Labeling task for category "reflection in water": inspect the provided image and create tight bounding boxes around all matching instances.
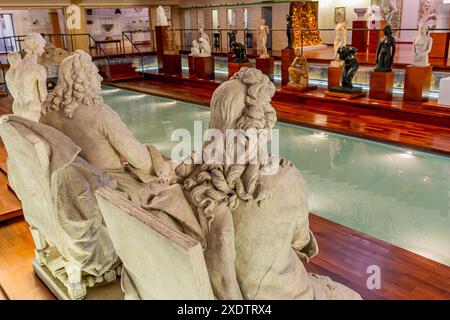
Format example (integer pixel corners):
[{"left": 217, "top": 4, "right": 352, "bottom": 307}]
[{"left": 101, "top": 86, "right": 450, "bottom": 266}]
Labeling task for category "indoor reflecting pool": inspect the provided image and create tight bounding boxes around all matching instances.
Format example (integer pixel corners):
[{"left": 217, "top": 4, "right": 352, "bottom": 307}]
[{"left": 101, "top": 86, "right": 450, "bottom": 266}]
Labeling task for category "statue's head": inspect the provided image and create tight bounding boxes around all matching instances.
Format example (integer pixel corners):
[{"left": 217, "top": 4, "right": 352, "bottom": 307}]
[
  {"left": 23, "top": 32, "right": 46, "bottom": 57},
  {"left": 419, "top": 23, "right": 429, "bottom": 36},
  {"left": 7, "top": 52, "right": 21, "bottom": 67},
  {"left": 192, "top": 39, "right": 199, "bottom": 47},
  {"left": 42, "top": 50, "right": 103, "bottom": 118},
  {"left": 294, "top": 47, "right": 302, "bottom": 57},
  {"left": 261, "top": 18, "right": 266, "bottom": 25}
]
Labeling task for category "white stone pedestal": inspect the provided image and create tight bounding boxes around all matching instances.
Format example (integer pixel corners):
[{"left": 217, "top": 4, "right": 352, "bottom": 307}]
[{"left": 438, "top": 77, "right": 450, "bottom": 106}]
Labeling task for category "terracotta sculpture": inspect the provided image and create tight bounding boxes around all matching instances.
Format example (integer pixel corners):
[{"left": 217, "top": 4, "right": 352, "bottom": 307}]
[
  {"left": 190, "top": 40, "right": 200, "bottom": 56},
  {"left": 231, "top": 42, "right": 248, "bottom": 63},
  {"left": 5, "top": 32, "right": 47, "bottom": 122},
  {"left": 413, "top": 23, "right": 433, "bottom": 67},
  {"left": 333, "top": 13, "right": 347, "bottom": 63},
  {"left": 288, "top": 47, "right": 309, "bottom": 87},
  {"left": 259, "top": 19, "right": 270, "bottom": 58},
  {"left": 286, "top": 15, "right": 294, "bottom": 49},
  {"left": 156, "top": 5, "right": 169, "bottom": 26},
  {"left": 41, "top": 50, "right": 171, "bottom": 207},
  {"left": 165, "top": 26, "right": 177, "bottom": 54},
  {"left": 375, "top": 25, "right": 396, "bottom": 72}
]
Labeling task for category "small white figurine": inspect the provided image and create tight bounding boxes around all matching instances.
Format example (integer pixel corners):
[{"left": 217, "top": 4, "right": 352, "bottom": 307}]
[
  {"left": 413, "top": 23, "right": 433, "bottom": 67},
  {"left": 198, "top": 37, "right": 211, "bottom": 57},
  {"left": 156, "top": 5, "right": 169, "bottom": 27},
  {"left": 332, "top": 13, "right": 347, "bottom": 63},
  {"left": 190, "top": 40, "right": 200, "bottom": 56},
  {"left": 5, "top": 32, "right": 47, "bottom": 122},
  {"left": 199, "top": 26, "right": 210, "bottom": 46},
  {"left": 259, "top": 19, "right": 270, "bottom": 58}
]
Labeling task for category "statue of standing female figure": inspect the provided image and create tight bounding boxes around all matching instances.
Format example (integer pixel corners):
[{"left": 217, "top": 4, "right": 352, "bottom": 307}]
[
  {"left": 259, "top": 19, "right": 270, "bottom": 58},
  {"left": 375, "top": 25, "right": 396, "bottom": 72},
  {"left": 5, "top": 32, "right": 47, "bottom": 122},
  {"left": 333, "top": 13, "right": 347, "bottom": 63},
  {"left": 413, "top": 23, "right": 433, "bottom": 67},
  {"left": 286, "top": 15, "right": 294, "bottom": 49}
]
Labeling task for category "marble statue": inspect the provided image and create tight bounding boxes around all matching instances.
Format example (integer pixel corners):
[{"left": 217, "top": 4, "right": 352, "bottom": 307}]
[
  {"left": 418, "top": 0, "right": 437, "bottom": 30},
  {"left": 259, "top": 19, "right": 270, "bottom": 58},
  {"left": 165, "top": 26, "right": 177, "bottom": 54},
  {"left": 381, "top": 0, "right": 398, "bottom": 26},
  {"left": 5, "top": 32, "right": 47, "bottom": 122},
  {"left": 199, "top": 37, "right": 211, "bottom": 57},
  {"left": 413, "top": 23, "right": 433, "bottom": 67},
  {"left": 288, "top": 47, "right": 309, "bottom": 87},
  {"left": 227, "top": 26, "right": 237, "bottom": 52},
  {"left": 330, "top": 47, "right": 362, "bottom": 94},
  {"left": 333, "top": 13, "right": 347, "bottom": 63},
  {"left": 0, "top": 115, "right": 121, "bottom": 299},
  {"left": 156, "top": 5, "right": 169, "bottom": 27},
  {"left": 190, "top": 40, "right": 200, "bottom": 56},
  {"left": 199, "top": 26, "right": 210, "bottom": 46},
  {"left": 231, "top": 42, "right": 248, "bottom": 63},
  {"left": 41, "top": 50, "right": 171, "bottom": 208},
  {"left": 96, "top": 67, "right": 361, "bottom": 300},
  {"left": 375, "top": 25, "right": 396, "bottom": 72},
  {"left": 286, "top": 14, "right": 294, "bottom": 49}
]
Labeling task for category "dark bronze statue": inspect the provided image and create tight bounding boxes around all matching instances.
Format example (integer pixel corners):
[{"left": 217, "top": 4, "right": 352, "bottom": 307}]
[
  {"left": 231, "top": 42, "right": 248, "bottom": 63},
  {"left": 286, "top": 15, "right": 294, "bottom": 49},
  {"left": 330, "top": 46, "right": 362, "bottom": 94},
  {"left": 227, "top": 28, "right": 237, "bottom": 53},
  {"left": 375, "top": 25, "right": 396, "bottom": 72}
]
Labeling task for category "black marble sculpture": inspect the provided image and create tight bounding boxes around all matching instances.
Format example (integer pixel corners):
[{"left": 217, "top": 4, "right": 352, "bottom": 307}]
[
  {"left": 286, "top": 15, "right": 294, "bottom": 49},
  {"left": 375, "top": 25, "right": 396, "bottom": 72},
  {"left": 231, "top": 42, "right": 249, "bottom": 63},
  {"left": 330, "top": 47, "right": 362, "bottom": 94},
  {"left": 228, "top": 29, "right": 237, "bottom": 52}
]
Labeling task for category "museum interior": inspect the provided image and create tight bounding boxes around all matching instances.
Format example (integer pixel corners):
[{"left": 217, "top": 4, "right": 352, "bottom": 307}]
[{"left": 0, "top": 0, "right": 449, "bottom": 301}]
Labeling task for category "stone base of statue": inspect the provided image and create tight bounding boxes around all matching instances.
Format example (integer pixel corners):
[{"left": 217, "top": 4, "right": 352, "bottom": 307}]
[
  {"left": 282, "top": 83, "right": 317, "bottom": 93},
  {"left": 256, "top": 56, "right": 274, "bottom": 81},
  {"left": 188, "top": 55, "right": 196, "bottom": 75},
  {"left": 328, "top": 66, "right": 342, "bottom": 89},
  {"left": 155, "top": 25, "right": 169, "bottom": 70},
  {"left": 404, "top": 65, "right": 432, "bottom": 102},
  {"left": 325, "top": 87, "right": 365, "bottom": 99},
  {"left": 195, "top": 56, "right": 215, "bottom": 80},
  {"left": 369, "top": 71, "right": 393, "bottom": 100},
  {"left": 228, "top": 61, "right": 253, "bottom": 78},
  {"left": 162, "top": 53, "right": 182, "bottom": 75},
  {"left": 281, "top": 48, "right": 296, "bottom": 86},
  {"left": 32, "top": 258, "right": 124, "bottom": 300}
]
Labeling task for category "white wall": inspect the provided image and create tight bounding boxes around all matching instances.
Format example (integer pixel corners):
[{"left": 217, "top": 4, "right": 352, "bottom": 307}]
[{"left": 0, "top": 9, "right": 53, "bottom": 36}]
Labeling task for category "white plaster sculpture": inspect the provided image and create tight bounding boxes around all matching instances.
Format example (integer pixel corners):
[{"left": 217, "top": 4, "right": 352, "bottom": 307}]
[
  {"left": 103, "top": 67, "right": 361, "bottom": 300},
  {"left": 418, "top": 0, "right": 437, "bottom": 29},
  {"left": 156, "top": 5, "right": 169, "bottom": 27},
  {"left": 198, "top": 37, "right": 211, "bottom": 57},
  {"left": 190, "top": 40, "right": 200, "bottom": 56},
  {"left": 367, "top": 5, "right": 383, "bottom": 28},
  {"left": 5, "top": 32, "right": 47, "bottom": 122},
  {"left": 381, "top": 0, "right": 398, "bottom": 26},
  {"left": 199, "top": 26, "right": 210, "bottom": 46},
  {"left": 41, "top": 50, "right": 172, "bottom": 207},
  {"left": 259, "top": 19, "right": 270, "bottom": 58},
  {"left": 332, "top": 14, "right": 347, "bottom": 66},
  {"left": 413, "top": 23, "right": 433, "bottom": 67},
  {"left": 0, "top": 114, "right": 121, "bottom": 300}
]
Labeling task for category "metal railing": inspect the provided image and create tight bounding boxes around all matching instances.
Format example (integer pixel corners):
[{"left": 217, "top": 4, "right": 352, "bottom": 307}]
[{"left": 121, "top": 32, "right": 145, "bottom": 76}]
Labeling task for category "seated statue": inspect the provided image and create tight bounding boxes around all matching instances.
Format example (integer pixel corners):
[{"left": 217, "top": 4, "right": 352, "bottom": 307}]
[
  {"left": 375, "top": 25, "right": 396, "bottom": 72},
  {"left": 5, "top": 32, "right": 47, "bottom": 122},
  {"left": 231, "top": 42, "right": 248, "bottom": 63},
  {"left": 198, "top": 37, "right": 211, "bottom": 57},
  {"left": 190, "top": 40, "right": 200, "bottom": 56},
  {"left": 288, "top": 47, "right": 309, "bottom": 87},
  {"left": 41, "top": 50, "right": 171, "bottom": 207},
  {"left": 113, "top": 68, "right": 361, "bottom": 300},
  {"left": 413, "top": 23, "right": 433, "bottom": 67}
]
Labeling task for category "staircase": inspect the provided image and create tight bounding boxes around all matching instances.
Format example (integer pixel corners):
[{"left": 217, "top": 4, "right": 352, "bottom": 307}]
[{"left": 0, "top": 147, "right": 22, "bottom": 222}]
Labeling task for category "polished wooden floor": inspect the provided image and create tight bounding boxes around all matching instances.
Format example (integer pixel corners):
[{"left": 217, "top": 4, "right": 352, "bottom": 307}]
[{"left": 0, "top": 85, "right": 449, "bottom": 300}]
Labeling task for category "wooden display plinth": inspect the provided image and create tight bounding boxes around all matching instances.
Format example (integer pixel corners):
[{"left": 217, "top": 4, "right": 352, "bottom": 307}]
[
  {"left": 188, "top": 55, "right": 196, "bottom": 74},
  {"left": 228, "top": 61, "right": 253, "bottom": 78},
  {"left": 352, "top": 20, "right": 368, "bottom": 52},
  {"left": 256, "top": 57, "right": 274, "bottom": 81},
  {"left": 155, "top": 26, "right": 169, "bottom": 71},
  {"left": 281, "top": 48, "right": 295, "bottom": 86},
  {"left": 404, "top": 65, "right": 432, "bottom": 102},
  {"left": 429, "top": 32, "right": 450, "bottom": 59},
  {"left": 162, "top": 54, "right": 181, "bottom": 75},
  {"left": 282, "top": 84, "right": 317, "bottom": 93},
  {"left": 194, "top": 56, "right": 215, "bottom": 80},
  {"left": 328, "top": 66, "right": 342, "bottom": 89},
  {"left": 324, "top": 90, "right": 366, "bottom": 99},
  {"left": 369, "top": 71, "right": 394, "bottom": 100}
]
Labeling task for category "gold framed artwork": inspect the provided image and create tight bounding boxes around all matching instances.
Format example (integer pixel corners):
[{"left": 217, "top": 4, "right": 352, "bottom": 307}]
[{"left": 334, "top": 7, "right": 346, "bottom": 24}]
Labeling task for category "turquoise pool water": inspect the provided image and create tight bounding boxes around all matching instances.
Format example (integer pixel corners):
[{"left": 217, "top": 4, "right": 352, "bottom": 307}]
[{"left": 100, "top": 86, "right": 450, "bottom": 266}]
